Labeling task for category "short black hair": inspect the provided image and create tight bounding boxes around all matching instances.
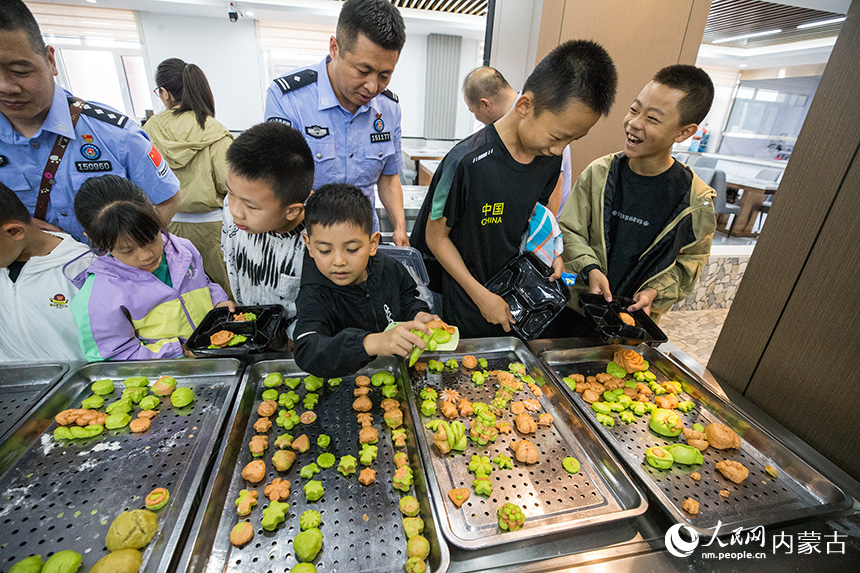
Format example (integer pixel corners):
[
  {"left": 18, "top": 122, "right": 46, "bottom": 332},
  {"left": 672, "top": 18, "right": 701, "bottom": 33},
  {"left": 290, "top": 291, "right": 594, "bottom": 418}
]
[
  {"left": 228, "top": 122, "right": 314, "bottom": 206},
  {"left": 0, "top": 0, "right": 47, "bottom": 56},
  {"left": 652, "top": 65, "right": 715, "bottom": 126},
  {"left": 523, "top": 39, "right": 617, "bottom": 117},
  {"left": 337, "top": 0, "right": 406, "bottom": 53},
  {"left": 0, "top": 182, "right": 31, "bottom": 225},
  {"left": 463, "top": 66, "right": 512, "bottom": 106},
  {"left": 305, "top": 183, "right": 373, "bottom": 235},
  {"left": 74, "top": 175, "right": 163, "bottom": 254}
]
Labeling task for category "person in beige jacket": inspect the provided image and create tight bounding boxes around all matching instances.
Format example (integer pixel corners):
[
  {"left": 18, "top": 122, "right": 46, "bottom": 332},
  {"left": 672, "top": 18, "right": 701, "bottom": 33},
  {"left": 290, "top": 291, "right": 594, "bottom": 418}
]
[{"left": 144, "top": 58, "right": 233, "bottom": 296}]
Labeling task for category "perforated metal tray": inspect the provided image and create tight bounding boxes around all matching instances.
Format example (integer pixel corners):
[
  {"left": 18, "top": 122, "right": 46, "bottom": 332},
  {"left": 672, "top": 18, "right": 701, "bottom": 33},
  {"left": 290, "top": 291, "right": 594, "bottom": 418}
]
[
  {"left": 0, "top": 362, "right": 68, "bottom": 443},
  {"left": 405, "top": 337, "right": 647, "bottom": 550},
  {"left": 0, "top": 359, "right": 243, "bottom": 572},
  {"left": 534, "top": 343, "right": 853, "bottom": 536},
  {"left": 181, "top": 357, "right": 450, "bottom": 573}
]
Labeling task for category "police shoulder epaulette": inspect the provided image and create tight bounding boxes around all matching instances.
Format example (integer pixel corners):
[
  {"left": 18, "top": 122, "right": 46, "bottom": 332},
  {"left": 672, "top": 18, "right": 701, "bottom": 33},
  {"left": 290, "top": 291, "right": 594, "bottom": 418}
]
[
  {"left": 274, "top": 69, "right": 318, "bottom": 94},
  {"left": 69, "top": 97, "right": 129, "bottom": 128},
  {"left": 381, "top": 89, "right": 399, "bottom": 103}
]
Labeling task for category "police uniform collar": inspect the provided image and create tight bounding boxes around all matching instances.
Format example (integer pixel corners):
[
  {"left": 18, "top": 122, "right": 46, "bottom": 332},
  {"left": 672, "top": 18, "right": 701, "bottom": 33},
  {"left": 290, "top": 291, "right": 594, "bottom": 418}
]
[
  {"left": 318, "top": 56, "right": 372, "bottom": 115},
  {"left": 42, "top": 85, "right": 77, "bottom": 140}
]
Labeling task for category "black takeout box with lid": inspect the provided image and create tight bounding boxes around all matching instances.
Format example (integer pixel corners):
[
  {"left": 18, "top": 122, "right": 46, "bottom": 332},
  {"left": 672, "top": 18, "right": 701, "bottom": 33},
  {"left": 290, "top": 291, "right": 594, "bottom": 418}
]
[
  {"left": 186, "top": 304, "right": 287, "bottom": 356},
  {"left": 579, "top": 293, "right": 668, "bottom": 346},
  {"left": 484, "top": 252, "right": 570, "bottom": 340}
]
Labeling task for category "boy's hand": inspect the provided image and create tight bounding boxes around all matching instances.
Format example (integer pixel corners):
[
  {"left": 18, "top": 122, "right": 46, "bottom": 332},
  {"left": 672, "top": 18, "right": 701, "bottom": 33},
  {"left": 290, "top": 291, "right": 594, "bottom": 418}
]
[
  {"left": 548, "top": 256, "right": 564, "bottom": 282},
  {"left": 413, "top": 311, "right": 440, "bottom": 325},
  {"left": 364, "top": 320, "right": 428, "bottom": 358},
  {"left": 476, "top": 289, "right": 514, "bottom": 332},
  {"left": 628, "top": 288, "right": 657, "bottom": 315},
  {"left": 215, "top": 300, "right": 237, "bottom": 312},
  {"left": 588, "top": 269, "right": 612, "bottom": 302}
]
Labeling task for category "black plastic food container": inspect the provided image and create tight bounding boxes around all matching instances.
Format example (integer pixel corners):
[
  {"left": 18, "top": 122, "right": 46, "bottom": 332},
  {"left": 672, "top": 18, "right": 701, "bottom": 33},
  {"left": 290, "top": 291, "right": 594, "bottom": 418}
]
[
  {"left": 484, "top": 252, "right": 570, "bottom": 340},
  {"left": 186, "top": 305, "right": 287, "bottom": 356},
  {"left": 579, "top": 293, "right": 668, "bottom": 346}
]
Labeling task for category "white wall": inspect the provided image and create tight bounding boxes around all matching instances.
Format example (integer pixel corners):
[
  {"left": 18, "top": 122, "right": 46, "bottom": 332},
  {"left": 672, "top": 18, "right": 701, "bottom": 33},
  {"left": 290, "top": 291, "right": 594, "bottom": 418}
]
[
  {"left": 388, "top": 32, "right": 427, "bottom": 138},
  {"left": 137, "top": 12, "right": 264, "bottom": 130},
  {"left": 455, "top": 38, "right": 481, "bottom": 139},
  {"left": 489, "top": 0, "right": 543, "bottom": 91}
]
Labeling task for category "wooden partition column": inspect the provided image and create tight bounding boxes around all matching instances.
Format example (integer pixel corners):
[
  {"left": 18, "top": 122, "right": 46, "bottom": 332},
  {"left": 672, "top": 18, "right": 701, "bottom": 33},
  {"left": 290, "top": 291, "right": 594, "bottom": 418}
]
[{"left": 708, "top": 1, "right": 860, "bottom": 481}]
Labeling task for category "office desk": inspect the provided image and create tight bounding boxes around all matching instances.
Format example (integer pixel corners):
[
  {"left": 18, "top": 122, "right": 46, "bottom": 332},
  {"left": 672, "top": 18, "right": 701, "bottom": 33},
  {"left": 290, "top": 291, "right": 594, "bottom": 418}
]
[
  {"left": 403, "top": 146, "right": 449, "bottom": 185},
  {"left": 720, "top": 176, "right": 779, "bottom": 237},
  {"left": 418, "top": 159, "right": 441, "bottom": 186}
]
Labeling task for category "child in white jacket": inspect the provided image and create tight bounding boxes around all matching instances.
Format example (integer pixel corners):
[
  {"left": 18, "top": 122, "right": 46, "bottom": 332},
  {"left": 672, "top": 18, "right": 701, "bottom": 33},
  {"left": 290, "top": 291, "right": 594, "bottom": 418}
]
[{"left": 0, "top": 184, "right": 94, "bottom": 362}]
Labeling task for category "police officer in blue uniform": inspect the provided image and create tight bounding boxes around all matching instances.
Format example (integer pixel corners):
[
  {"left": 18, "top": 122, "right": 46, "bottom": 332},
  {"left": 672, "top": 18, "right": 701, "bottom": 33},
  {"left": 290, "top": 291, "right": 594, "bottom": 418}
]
[
  {"left": 0, "top": 0, "right": 180, "bottom": 243},
  {"left": 264, "top": 0, "right": 409, "bottom": 246}
]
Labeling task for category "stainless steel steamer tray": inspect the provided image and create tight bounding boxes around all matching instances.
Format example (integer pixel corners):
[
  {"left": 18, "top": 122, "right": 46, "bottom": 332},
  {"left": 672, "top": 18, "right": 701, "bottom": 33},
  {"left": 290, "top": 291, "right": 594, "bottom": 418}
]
[
  {"left": 404, "top": 337, "right": 647, "bottom": 550},
  {"left": 0, "top": 358, "right": 242, "bottom": 572},
  {"left": 0, "top": 363, "right": 69, "bottom": 443},
  {"left": 183, "top": 358, "right": 450, "bottom": 573},
  {"left": 535, "top": 344, "right": 852, "bottom": 536}
]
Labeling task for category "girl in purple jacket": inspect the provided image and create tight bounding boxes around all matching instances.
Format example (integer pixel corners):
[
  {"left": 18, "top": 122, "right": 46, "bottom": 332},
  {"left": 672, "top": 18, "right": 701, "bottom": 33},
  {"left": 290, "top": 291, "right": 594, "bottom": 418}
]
[{"left": 71, "top": 175, "right": 234, "bottom": 361}]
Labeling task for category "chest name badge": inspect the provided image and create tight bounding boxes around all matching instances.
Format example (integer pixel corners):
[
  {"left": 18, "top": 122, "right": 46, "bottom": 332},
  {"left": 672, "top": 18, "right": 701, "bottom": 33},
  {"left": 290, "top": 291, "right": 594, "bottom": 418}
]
[
  {"left": 0, "top": 155, "right": 7, "bottom": 167},
  {"left": 75, "top": 161, "right": 113, "bottom": 173},
  {"left": 305, "top": 125, "right": 330, "bottom": 139},
  {"left": 50, "top": 293, "right": 69, "bottom": 308},
  {"left": 370, "top": 132, "right": 391, "bottom": 143},
  {"left": 80, "top": 143, "right": 101, "bottom": 160}
]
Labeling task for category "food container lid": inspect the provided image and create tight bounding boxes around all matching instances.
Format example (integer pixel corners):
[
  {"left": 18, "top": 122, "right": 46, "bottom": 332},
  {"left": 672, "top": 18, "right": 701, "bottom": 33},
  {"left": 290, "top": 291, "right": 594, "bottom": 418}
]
[
  {"left": 578, "top": 293, "right": 668, "bottom": 346},
  {"left": 377, "top": 244, "right": 431, "bottom": 286},
  {"left": 186, "top": 305, "right": 286, "bottom": 356}
]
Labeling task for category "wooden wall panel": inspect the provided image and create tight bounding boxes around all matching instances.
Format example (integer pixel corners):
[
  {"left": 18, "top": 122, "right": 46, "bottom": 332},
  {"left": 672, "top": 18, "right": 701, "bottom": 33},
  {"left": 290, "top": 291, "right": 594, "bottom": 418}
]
[
  {"left": 708, "top": 0, "right": 860, "bottom": 393},
  {"left": 536, "top": 0, "right": 710, "bottom": 178}
]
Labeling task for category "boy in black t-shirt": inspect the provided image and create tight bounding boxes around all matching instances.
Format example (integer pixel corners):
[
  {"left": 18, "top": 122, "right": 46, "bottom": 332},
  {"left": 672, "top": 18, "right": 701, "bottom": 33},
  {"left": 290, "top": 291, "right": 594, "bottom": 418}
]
[
  {"left": 559, "top": 65, "right": 717, "bottom": 323},
  {"left": 412, "top": 40, "right": 618, "bottom": 338},
  {"left": 293, "top": 184, "right": 435, "bottom": 377}
]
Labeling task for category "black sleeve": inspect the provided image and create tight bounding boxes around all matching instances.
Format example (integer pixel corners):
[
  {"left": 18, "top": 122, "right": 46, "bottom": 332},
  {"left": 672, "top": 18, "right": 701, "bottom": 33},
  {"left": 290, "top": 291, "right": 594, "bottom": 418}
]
[
  {"left": 396, "top": 263, "right": 430, "bottom": 320},
  {"left": 292, "top": 286, "right": 374, "bottom": 378},
  {"left": 538, "top": 156, "right": 564, "bottom": 205}
]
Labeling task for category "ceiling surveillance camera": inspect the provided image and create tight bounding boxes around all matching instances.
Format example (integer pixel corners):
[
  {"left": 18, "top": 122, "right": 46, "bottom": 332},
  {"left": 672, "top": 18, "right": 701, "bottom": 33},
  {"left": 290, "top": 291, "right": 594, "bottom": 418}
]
[{"left": 227, "top": 2, "right": 239, "bottom": 23}]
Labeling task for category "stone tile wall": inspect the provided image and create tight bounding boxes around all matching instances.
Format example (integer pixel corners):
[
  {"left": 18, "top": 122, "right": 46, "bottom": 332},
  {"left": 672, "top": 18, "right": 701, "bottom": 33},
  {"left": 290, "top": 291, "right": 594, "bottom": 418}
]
[{"left": 671, "top": 256, "right": 749, "bottom": 311}]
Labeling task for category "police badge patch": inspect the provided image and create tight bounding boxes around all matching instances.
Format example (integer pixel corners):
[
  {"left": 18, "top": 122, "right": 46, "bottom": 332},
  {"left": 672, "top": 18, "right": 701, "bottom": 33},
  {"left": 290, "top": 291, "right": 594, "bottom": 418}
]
[{"left": 305, "top": 125, "right": 330, "bottom": 139}]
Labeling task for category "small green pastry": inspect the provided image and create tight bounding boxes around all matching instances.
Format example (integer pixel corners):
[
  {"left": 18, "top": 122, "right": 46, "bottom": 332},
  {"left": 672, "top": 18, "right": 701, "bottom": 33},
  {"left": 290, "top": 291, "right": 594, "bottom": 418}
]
[
  {"left": 649, "top": 408, "right": 683, "bottom": 437},
  {"left": 317, "top": 434, "right": 331, "bottom": 449},
  {"left": 619, "top": 410, "right": 636, "bottom": 424},
  {"left": 602, "top": 391, "right": 618, "bottom": 403},
  {"left": 299, "top": 509, "right": 322, "bottom": 530},
  {"left": 304, "top": 375, "right": 324, "bottom": 392},
  {"left": 337, "top": 455, "right": 357, "bottom": 476},
  {"left": 666, "top": 444, "right": 704, "bottom": 465},
  {"left": 359, "top": 444, "right": 378, "bottom": 466},
  {"left": 405, "top": 557, "right": 427, "bottom": 573},
  {"left": 420, "top": 400, "right": 436, "bottom": 417},
  {"left": 677, "top": 400, "right": 695, "bottom": 413},
  {"left": 468, "top": 454, "right": 493, "bottom": 476},
  {"left": 493, "top": 454, "right": 514, "bottom": 470},
  {"left": 591, "top": 402, "right": 612, "bottom": 415},
  {"left": 616, "top": 395, "right": 633, "bottom": 409},
  {"left": 81, "top": 395, "right": 104, "bottom": 409},
  {"left": 508, "top": 362, "right": 526, "bottom": 376},
  {"left": 472, "top": 371, "right": 486, "bottom": 386},
  {"left": 606, "top": 361, "right": 627, "bottom": 379},
  {"left": 562, "top": 456, "right": 580, "bottom": 474},
  {"left": 562, "top": 377, "right": 577, "bottom": 391},
  {"left": 477, "top": 358, "right": 488, "bottom": 369},
  {"left": 625, "top": 379, "right": 637, "bottom": 388},
  {"left": 303, "top": 480, "right": 325, "bottom": 501},
  {"left": 235, "top": 489, "right": 258, "bottom": 516},
  {"left": 152, "top": 375, "right": 177, "bottom": 396},
  {"left": 139, "top": 395, "right": 160, "bottom": 411},
  {"left": 497, "top": 502, "right": 526, "bottom": 532},
  {"left": 427, "top": 360, "right": 444, "bottom": 373},
  {"left": 290, "top": 564, "right": 317, "bottom": 573},
  {"left": 122, "top": 387, "right": 147, "bottom": 403},
  {"left": 645, "top": 446, "right": 674, "bottom": 469},
  {"left": 596, "top": 413, "right": 615, "bottom": 427},
  {"left": 402, "top": 516, "right": 425, "bottom": 539},
  {"left": 631, "top": 402, "right": 647, "bottom": 416},
  {"left": 280, "top": 390, "right": 300, "bottom": 409},
  {"left": 284, "top": 377, "right": 302, "bottom": 389},
  {"left": 692, "top": 423, "right": 705, "bottom": 432},
  {"left": 445, "top": 358, "right": 459, "bottom": 370},
  {"left": 649, "top": 381, "right": 666, "bottom": 395},
  {"left": 392, "top": 428, "right": 407, "bottom": 448},
  {"left": 91, "top": 378, "right": 115, "bottom": 395},
  {"left": 170, "top": 387, "right": 194, "bottom": 408},
  {"left": 70, "top": 424, "right": 103, "bottom": 438},
  {"left": 277, "top": 410, "right": 300, "bottom": 430},
  {"left": 643, "top": 371, "right": 656, "bottom": 382},
  {"left": 42, "top": 549, "right": 82, "bottom": 573},
  {"left": 123, "top": 376, "right": 149, "bottom": 388},
  {"left": 261, "top": 499, "right": 290, "bottom": 531},
  {"left": 89, "top": 549, "right": 142, "bottom": 573},
  {"left": 317, "top": 453, "right": 336, "bottom": 469},
  {"left": 641, "top": 402, "right": 657, "bottom": 414},
  {"left": 327, "top": 377, "right": 342, "bottom": 387},
  {"left": 8, "top": 555, "right": 45, "bottom": 573},
  {"left": 393, "top": 466, "right": 414, "bottom": 491},
  {"left": 419, "top": 387, "right": 437, "bottom": 401},
  {"left": 371, "top": 371, "right": 394, "bottom": 386},
  {"left": 633, "top": 371, "right": 646, "bottom": 382},
  {"left": 399, "top": 495, "right": 420, "bottom": 517},
  {"left": 406, "top": 534, "right": 430, "bottom": 559},
  {"left": 381, "top": 385, "right": 399, "bottom": 399},
  {"left": 105, "top": 412, "right": 131, "bottom": 430},
  {"left": 521, "top": 374, "right": 535, "bottom": 385},
  {"left": 264, "top": 372, "right": 284, "bottom": 388},
  {"left": 609, "top": 401, "right": 627, "bottom": 413},
  {"left": 300, "top": 463, "right": 321, "bottom": 479},
  {"left": 53, "top": 427, "right": 73, "bottom": 440},
  {"left": 261, "top": 389, "right": 278, "bottom": 401},
  {"left": 303, "top": 393, "right": 319, "bottom": 410},
  {"left": 472, "top": 474, "right": 492, "bottom": 497},
  {"left": 272, "top": 449, "right": 295, "bottom": 472},
  {"left": 274, "top": 433, "right": 293, "bottom": 449},
  {"left": 294, "top": 527, "right": 323, "bottom": 562}
]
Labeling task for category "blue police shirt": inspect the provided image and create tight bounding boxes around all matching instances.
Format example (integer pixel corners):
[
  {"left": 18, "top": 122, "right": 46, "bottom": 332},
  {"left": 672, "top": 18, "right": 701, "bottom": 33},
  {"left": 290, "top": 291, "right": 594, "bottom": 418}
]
[
  {"left": 0, "top": 84, "right": 180, "bottom": 242},
  {"left": 264, "top": 57, "right": 404, "bottom": 231}
]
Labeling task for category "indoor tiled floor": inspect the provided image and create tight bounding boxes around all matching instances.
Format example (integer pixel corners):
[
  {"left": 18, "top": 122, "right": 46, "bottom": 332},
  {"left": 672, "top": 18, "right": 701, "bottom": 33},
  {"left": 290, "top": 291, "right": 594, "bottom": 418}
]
[{"left": 660, "top": 308, "right": 730, "bottom": 366}]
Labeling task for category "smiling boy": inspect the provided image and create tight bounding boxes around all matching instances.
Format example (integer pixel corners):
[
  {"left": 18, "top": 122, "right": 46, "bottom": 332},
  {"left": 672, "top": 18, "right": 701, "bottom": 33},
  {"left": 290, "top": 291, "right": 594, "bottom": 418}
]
[
  {"left": 293, "top": 184, "right": 435, "bottom": 377},
  {"left": 411, "top": 40, "right": 617, "bottom": 338},
  {"left": 221, "top": 122, "right": 314, "bottom": 335},
  {"left": 559, "top": 65, "right": 716, "bottom": 322}
]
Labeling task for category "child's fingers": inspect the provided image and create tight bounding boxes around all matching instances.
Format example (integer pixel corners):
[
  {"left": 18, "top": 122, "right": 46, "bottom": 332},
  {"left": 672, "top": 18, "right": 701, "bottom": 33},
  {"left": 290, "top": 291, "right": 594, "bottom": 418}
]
[
  {"left": 403, "top": 320, "right": 431, "bottom": 336},
  {"left": 403, "top": 328, "right": 426, "bottom": 349}
]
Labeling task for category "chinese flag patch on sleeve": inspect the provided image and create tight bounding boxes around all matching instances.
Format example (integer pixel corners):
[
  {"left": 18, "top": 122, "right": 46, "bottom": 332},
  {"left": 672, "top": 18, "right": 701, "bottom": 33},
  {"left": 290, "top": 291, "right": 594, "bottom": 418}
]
[{"left": 148, "top": 144, "right": 163, "bottom": 167}]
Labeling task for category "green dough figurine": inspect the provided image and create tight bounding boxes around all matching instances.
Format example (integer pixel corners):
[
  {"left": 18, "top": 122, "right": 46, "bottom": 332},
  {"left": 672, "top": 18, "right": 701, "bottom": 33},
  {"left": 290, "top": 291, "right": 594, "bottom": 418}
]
[
  {"left": 666, "top": 444, "right": 704, "bottom": 465},
  {"left": 122, "top": 387, "right": 147, "bottom": 403},
  {"left": 53, "top": 427, "right": 73, "bottom": 440},
  {"left": 521, "top": 374, "right": 535, "bottom": 385},
  {"left": 337, "top": 455, "right": 357, "bottom": 476},
  {"left": 294, "top": 527, "right": 323, "bottom": 562},
  {"left": 692, "top": 423, "right": 705, "bottom": 432},
  {"left": 274, "top": 433, "right": 293, "bottom": 450},
  {"left": 645, "top": 446, "right": 674, "bottom": 469},
  {"left": 105, "top": 412, "right": 131, "bottom": 430},
  {"left": 606, "top": 361, "right": 627, "bottom": 379},
  {"left": 591, "top": 402, "right": 612, "bottom": 415},
  {"left": 497, "top": 502, "right": 526, "bottom": 532},
  {"left": 399, "top": 495, "right": 420, "bottom": 517},
  {"left": 106, "top": 509, "right": 158, "bottom": 551},
  {"left": 393, "top": 466, "right": 414, "bottom": 491},
  {"left": 616, "top": 395, "right": 633, "bottom": 409},
  {"left": 42, "top": 549, "right": 82, "bottom": 573},
  {"left": 631, "top": 402, "right": 647, "bottom": 416},
  {"left": 609, "top": 401, "right": 627, "bottom": 413},
  {"left": 261, "top": 499, "right": 290, "bottom": 530},
  {"left": 392, "top": 429, "right": 407, "bottom": 448},
  {"left": 596, "top": 413, "right": 614, "bottom": 427},
  {"left": 419, "top": 387, "right": 437, "bottom": 401},
  {"left": 124, "top": 376, "right": 149, "bottom": 388},
  {"left": 300, "top": 463, "right": 321, "bottom": 479},
  {"left": 89, "top": 549, "right": 142, "bottom": 573},
  {"left": 602, "top": 390, "right": 619, "bottom": 403},
  {"left": 677, "top": 400, "right": 695, "bottom": 413},
  {"left": 381, "top": 385, "right": 399, "bottom": 399},
  {"left": 562, "top": 457, "right": 581, "bottom": 474},
  {"left": 277, "top": 410, "right": 301, "bottom": 430},
  {"left": 405, "top": 557, "right": 427, "bottom": 573},
  {"left": 304, "top": 375, "right": 324, "bottom": 392},
  {"left": 8, "top": 555, "right": 45, "bottom": 573},
  {"left": 427, "top": 360, "right": 444, "bottom": 373},
  {"left": 272, "top": 449, "right": 296, "bottom": 472},
  {"left": 303, "top": 393, "right": 319, "bottom": 410},
  {"left": 493, "top": 454, "right": 514, "bottom": 470},
  {"left": 420, "top": 400, "right": 436, "bottom": 417},
  {"left": 468, "top": 454, "right": 493, "bottom": 476},
  {"left": 284, "top": 377, "right": 302, "bottom": 390},
  {"left": 402, "top": 516, "right": 424, "bottom": 539},
  {"left": 262, "top": 389, "right": 278, "bottom": 401},
  {"left": 359, "top": 444, "right": 378, "bottom": 465},
  {"left": 317, "top": 434, "right": 331, "bottom": 449},
  {"left": 477, "top": 358, "right": 488, "bottom": 369},
  {"left": 139, "top": 395, "right": 160, "bottom": 411},
  {"left": 327, "top": 377, "right": 342, "bottom": 387},
  {"left": 471, "top": 371, "right": 486, "bottom": 386},
  {"left": 290, "top": 565, "right": 317, "bottom": 573},
  {"left": 619, "top": 410, "right": 636, "bottom": 424},
  {"left": 562, "top": 377, "right": 577, "bottom": 391},
  {"left": 406, "top": 534, "right": 430, "bottom": 559},
  {"left": 303, "top": 480, "right": 324, "bottom": 501},
  {"left": 280, "top": 391, "right": 300, "bottom": 409},
  {"left": 445, "top": 358, "right": 459, "bottom": 370},
  {"left": 70, "top": 424, "right": 103, "bottom": 439},
  {"left": 81, "top": 395, "right": 104, "bottom": 409},
  {"left": 316, "top": 453, "right": 335, "bottom": 469},
  {"left": 170, "top": 387, "right": 194, "bottom": 408},
  {"left": 152, "top": 376, "right": 177, "bottom": 396},
  {"left": 264, "top": 373, "right": 284, "bottom": 388},
  {"left": 235, "top": 489, "right": 258, "bottom": 516},
  {"left": 649, "top": 408, "right": 684, "bottom": 437},
  {"left": 508, "top": 362, "right": 526, "bottom": 377},
  {"left": 299, "top": 509, "right": 322, "bottom": 531},
  {"left": 371, "top": 371, "right": 393, "bottom": 386},
  {"left": 91, "top": 378, "right": 115, "bottom": 395},
  {"left": 641, "top": 402, "right": 657, "bottom": 414},
  {"left": 472, "top": 474, "right": 492, "bottom": 497}
]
